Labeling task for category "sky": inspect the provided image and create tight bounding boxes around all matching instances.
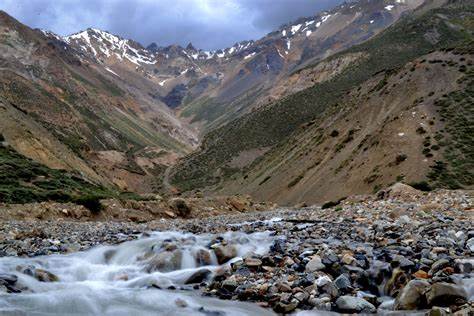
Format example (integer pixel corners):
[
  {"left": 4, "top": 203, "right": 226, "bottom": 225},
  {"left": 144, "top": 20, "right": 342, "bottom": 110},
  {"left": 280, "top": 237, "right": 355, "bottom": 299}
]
[{"left": 0, "top": 0, "right": 343, "bottom": 50}]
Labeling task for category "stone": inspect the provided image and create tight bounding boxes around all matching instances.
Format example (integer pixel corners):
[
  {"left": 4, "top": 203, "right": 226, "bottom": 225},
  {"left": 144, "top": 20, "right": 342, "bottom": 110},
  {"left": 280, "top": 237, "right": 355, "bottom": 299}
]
[
  {"left": 427, "top": 306, "right": 450, "bottom": 316},
  {"left": 146, "top": 250, "right": 182, "bottom": 272},
  {"left": 195, "top": 249, "right": 213, "bottom": 266},
  {"left": 384, "top": 268, "right": 408, "bottom": 297},
  {"left": 341, "top": 253, "right": 355, "bottom": 265},
  {"left": 334, "top": 274, "right": 352, "bottom": 292},
  {"left": 394, "top": 279, "right": 430, "bottom": 310},
  {"left": 221, "top": 278, "right": 238, "bottom": 291},
  {"left": 185, "top": 268, "right": 211, "bottom": 284},
  {"left": 213, "top": 245, "right": 237, "bottom": 264},
  {"left": 426, "top": 282, "right": 468, "bottom": 307},
  {"left": 315, "top": 275, "right": 332, "bottom": 287},
  {"left": 413, "top": 270, "right": 429, "bottom": 279},
  {"left": 335, "top": 295, "right": 376, "bottom": 313},
  {"left": 429, "top": 259, "right": 450, "bottom": 276},
  {"left": 466, "top": 238, "right": 474, "bottom": 252},
  {"left": 34, "top": 269, "right": 59, "bottom": 282},
  {"left": 244, "top": 257, "right": 262, "bottom": 268},
  {"left": 273, "top": 301, "right": 298, "bottom": 313},
  {"left": 305, "top": 255, "right": 325, "bottom": 272}
]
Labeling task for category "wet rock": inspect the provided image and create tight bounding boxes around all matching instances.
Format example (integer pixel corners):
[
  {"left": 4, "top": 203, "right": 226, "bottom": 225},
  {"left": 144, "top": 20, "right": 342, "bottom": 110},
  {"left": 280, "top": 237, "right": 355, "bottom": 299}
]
[
  {"left": 185, "top": 269, "right": 211, "bottom": 284},
  {"left": 394, "top": 279, "right": 430, "bottom": 310},
  {"left": 34, "top": 269, "right": 59, "bottom": 282},
  {"left": 426, "top": 282, "right": 468, "bottom": 307},
  {"left": 466, "top": 238, "right": 474, "bottom": 252},
  {"left": 335, "top": 295, "right": 376, "bottom": 313},
  {"left": 213, "top": 245, "right": 237, "bottom": 264},
  {"left": 273, "top": 301, "right": 298, "bottom": 313},
  {"left": 0, "top": 273, "right": 17, "bottom": 286},
  {"left": 146, "top": 250, "right": 182, "bottom": 272},
  {"left": 384, "top": 268, "right": 408, "bottom": 297},
  {"left": 196, "top": 249, "right": 213, "bottom": 266},
  {"left": 305, "top": 255, "right": 325, "bottom": 272}
]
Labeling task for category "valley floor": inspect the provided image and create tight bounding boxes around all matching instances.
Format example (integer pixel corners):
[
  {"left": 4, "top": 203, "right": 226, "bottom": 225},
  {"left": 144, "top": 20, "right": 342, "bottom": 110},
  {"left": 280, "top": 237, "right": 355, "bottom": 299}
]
[{"left": 0, "top": 185, "right": 472, "bottom": 315}]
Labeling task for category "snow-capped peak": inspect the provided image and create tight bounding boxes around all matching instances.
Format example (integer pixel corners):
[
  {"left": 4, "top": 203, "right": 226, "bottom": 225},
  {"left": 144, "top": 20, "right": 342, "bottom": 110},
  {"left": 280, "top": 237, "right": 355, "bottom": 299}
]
[{"left": 64, "top": 28, "right": 156, "bottom": 65}]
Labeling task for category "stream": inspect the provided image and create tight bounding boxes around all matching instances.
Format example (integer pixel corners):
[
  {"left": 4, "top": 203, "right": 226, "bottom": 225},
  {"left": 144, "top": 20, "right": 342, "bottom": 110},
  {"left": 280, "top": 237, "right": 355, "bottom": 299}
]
[{"left": 0, "top": 231, "right": 277, "bottom": 316}]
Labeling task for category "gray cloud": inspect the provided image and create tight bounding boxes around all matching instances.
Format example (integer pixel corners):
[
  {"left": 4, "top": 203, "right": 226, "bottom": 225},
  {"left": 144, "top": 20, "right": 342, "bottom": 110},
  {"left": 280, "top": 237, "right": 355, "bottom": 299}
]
[{"left": 0, "top": 0, "right": 343, "bottom": 50}]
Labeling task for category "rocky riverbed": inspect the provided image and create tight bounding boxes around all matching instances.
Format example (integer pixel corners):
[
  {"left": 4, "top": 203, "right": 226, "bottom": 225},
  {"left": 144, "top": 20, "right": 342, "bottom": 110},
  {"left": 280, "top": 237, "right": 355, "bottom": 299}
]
[{"left": 0, "top": 184, "right": 473, "bottom": 315}]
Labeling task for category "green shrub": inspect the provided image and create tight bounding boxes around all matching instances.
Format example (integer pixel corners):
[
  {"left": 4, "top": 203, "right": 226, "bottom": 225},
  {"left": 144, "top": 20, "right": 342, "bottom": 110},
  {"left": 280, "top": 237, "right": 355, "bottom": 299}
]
[
  {"left": 72, "top": 195, "right": 105, "bottom": 214},
  {"left": 410, "top": 181, "right": 432, "bottom": 192}
]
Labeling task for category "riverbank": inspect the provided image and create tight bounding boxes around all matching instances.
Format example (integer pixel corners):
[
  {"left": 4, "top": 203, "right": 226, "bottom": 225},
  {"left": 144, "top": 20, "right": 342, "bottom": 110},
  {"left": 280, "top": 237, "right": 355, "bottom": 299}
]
[{"left": 0, "top": 184, "right": 473, "bottom": 314}]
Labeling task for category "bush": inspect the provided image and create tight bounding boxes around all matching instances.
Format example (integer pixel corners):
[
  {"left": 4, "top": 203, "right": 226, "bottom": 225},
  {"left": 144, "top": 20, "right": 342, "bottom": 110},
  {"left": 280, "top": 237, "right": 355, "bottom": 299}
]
[
  {"left": 73, "top": 195, "right": 104, "bottom": 214},
  {"left": 410, "top": 181, "right": 432, "bottom": 192}
]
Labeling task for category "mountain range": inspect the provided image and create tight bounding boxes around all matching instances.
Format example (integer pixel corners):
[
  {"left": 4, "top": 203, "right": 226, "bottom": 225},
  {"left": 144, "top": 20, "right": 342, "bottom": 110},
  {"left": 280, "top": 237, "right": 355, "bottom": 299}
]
[{"left": 0, "top": 0, "right": 472, "bottom": 205}]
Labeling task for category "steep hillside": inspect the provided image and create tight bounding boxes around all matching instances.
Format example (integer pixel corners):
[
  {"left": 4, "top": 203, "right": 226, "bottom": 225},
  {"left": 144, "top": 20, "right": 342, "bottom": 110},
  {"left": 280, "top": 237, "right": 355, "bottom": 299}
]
[
  {"left": 0, "top": 140, "right": 111, "bottom": 204},
  {"left": 170, "top": 1, "right": 474, "bottom": 204},
  {"left": 0, "top": 11, "right": 195, "bottom": 193}
]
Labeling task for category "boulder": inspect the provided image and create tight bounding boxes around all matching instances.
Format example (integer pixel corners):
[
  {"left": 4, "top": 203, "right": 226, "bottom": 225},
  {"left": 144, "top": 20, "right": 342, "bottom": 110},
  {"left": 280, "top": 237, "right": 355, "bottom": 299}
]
[
  {"left": 185, "top": 269, "right": 211, "bottom": 284},
  {"left": 394, "top": 279, "right": 430, "bottom": 310},
  {"left": 426, "top": 282, "right": 467, "bottom": 307},
  {"left": 335, "top": 295, "right": 376, "bottom": 313},
  {"left": 213, "top": 245, "right": 237, "bottom": 264},
  {"left": 146, "top": 250, "right": 182, "bottom": 272},
  {"left": 195, "top": 249, "right": 213, "bottom": 266}
]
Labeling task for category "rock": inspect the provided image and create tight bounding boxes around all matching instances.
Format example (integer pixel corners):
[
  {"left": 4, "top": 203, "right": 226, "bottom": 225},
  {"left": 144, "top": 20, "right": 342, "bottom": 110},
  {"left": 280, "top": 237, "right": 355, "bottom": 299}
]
[
  {"left": 244, "top": 257, "right": 262, "bottom": 268},
  {"left": 384, "top": 268, "right": 408, "bottom": 297},
  {"left": 196, "top": 249, "right": 213, "bottom": 266},
  {"left": 221, "top": 278, "right": 238, "bottom": 291},
  {"left": 413, "top": 270, "right": 429, "bottom": 279},
  {"left": 334, "top": 274, "right": 352, "bottom": 292},
  {"left": 213, "top": 245, "right": 237, "bottom": 264},
  {"left": 315, "top": 275, "right": 332, "bottom": 287},
  {"left": 34, "top": 269, "right": 59, "bottom": 282},
  {"left": 146, "top": 250, "right": 182, "bottom": 272},
  {"left": 466, "top": 238, "right": 474, "bottom": 252},
  {"left": 426, "top": 282, "right": 468, "bottom": 307},
  {"left": 185, "top": 269, "right": 211, "bottom": 284},
  {"left": 429, "top": 259, "right": 450, "bottom": 276},
  {"left": 335, "top": 295, "right": 376, "bottom": 313},
  {"left": 383, "top": 182, "right": 421, "bottom": 201},
  {"left": 341, "top": 253, "right": 355, "bottom": 265},
  {"left": 273, "top": 301, "right": 298, "bottom": 313},
  {"left": 427, "top": 306, "right": 450, "bottom": 316},
  {"left": 0, "top": 273, "right": 17, "bottom": 286},
  {"left": 305, "top": 255, "right": 325, "bottom": 272},
  {"left": 394, "top": 279, "right": 430, "bottom": 310}
]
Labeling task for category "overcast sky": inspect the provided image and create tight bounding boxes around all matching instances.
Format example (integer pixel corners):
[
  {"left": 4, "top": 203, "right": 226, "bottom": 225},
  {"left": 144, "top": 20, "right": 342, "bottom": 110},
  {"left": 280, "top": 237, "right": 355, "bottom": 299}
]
[{"left": 0, "top": 0, "right": 343, "bottom": 50}]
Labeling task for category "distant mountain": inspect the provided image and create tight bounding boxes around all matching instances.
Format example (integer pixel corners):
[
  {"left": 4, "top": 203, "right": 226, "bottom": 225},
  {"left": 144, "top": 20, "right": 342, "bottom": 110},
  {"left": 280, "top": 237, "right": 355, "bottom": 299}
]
[
  {"left": 50, "top": 0, "right": 423, "bottom": 133},
  {"left": 2, "top": 0, "right": 465, "bottom": 204},
  {"left": 170, "top": 0, "right": 474, "bottom": 204}
]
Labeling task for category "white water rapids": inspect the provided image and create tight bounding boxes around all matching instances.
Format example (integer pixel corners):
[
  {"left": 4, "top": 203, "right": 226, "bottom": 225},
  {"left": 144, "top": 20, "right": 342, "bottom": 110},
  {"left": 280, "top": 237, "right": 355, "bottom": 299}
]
[{"left": 0, "top": 231, "right": 277, "bottom": 316}]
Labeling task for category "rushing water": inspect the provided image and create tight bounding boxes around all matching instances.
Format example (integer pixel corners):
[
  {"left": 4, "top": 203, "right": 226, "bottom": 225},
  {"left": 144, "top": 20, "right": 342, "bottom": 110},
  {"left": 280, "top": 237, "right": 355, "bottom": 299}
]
[{"left": 0, "top": 231, "right": 277, "bottom": 316}]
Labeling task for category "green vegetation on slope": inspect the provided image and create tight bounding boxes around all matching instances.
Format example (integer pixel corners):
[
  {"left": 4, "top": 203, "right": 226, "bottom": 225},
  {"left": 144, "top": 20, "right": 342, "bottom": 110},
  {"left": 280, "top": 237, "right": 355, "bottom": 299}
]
[
  {"left": 0, "top": 144, "right": 112, "bottom": 204},
  {"left": 172, "top": 4, "right": 474, "bottom": 191},
  {"left": 428, "top": 45, "right": 474, "bottom": 189}
]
